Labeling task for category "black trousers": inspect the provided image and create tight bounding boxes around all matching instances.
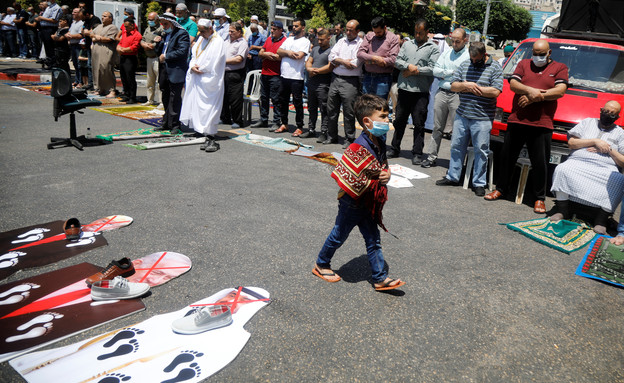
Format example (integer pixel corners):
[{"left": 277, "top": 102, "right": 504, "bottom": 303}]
[
  {"left": 39, "top": 26, "right": 56, "bottom": 60},
  {"left": 259, "top": 74, "right": 282, "bottom": 125},
  {"left": 158, "top": 64, "right": 184, "bottom": 130},
  {"left": 220, "top": 69, "right": 245, "bottom": 125},
  {"left": 496, "top": 122, "right": 551, "bottom": 201},
  {"left": 280, "top": 77, "right": 304, "bottom": 129},
  {"left": 307, "top": 79, "right": 330, "bottom": 132},
  {"left": 119, "top": 55, "right": 138, "bottom": 100},
  {"left": 391, "top": 89, "right": 429, "bottom": 155}
]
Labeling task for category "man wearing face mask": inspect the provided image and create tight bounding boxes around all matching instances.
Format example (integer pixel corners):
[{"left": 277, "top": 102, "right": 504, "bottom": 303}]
[
  {"left": 388, "top": 19, "right": 439, "bottom": 165},
  {"left": 175, "top": 3, "right": 197, "bottom": 44},
  {"left": 212, "top": 8, "right": 229, "bottom": 41},
  {"left": 435, "top": 42, "right": 503, "bottom": 197},
  {"left": 140, "top": 12, "right": 163, "bottom": 106},
  {"left": 484, "top": 40, "right": 568, "bottom": 214},
  {"left": 549, "top": 101, "right": 624, "bottom": 234},
  {"left": 246, "top": 23, "right": 265, "bottom": 71}
]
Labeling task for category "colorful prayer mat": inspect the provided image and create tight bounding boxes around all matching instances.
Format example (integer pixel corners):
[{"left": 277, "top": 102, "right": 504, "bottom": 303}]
[
  {"left": 96, "top": 128, "right": 173, "bottom": 141},
  {"left": 21, "top": 85, "right": 51, "bottom": 96},
  {"left": 232, "top": 133, "right": 313, "bottom": 151},
  {"left": 138, "top": 117, "right": 162, "bottom": 128},
  {"left": 576, "top": 235, "right": 624, "bottom": 288},
  {"left": 289, "top": 147, "right": 339, "bottom": 166},
  {"left": 504, "top": 217, "right": 596, "bottom": 254},
  {"left": 123, "top": 136, "right": 204, "bottom": 150}
]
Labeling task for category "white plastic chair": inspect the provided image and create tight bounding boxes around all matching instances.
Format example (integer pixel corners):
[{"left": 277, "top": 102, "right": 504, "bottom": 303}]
[{"left": 242, "top": 69, "right": 262, "bottom": 126}]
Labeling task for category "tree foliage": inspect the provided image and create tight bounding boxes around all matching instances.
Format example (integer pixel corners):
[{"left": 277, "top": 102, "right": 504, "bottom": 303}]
[
  {"left": 284, "top": 0, "right": 451, "bottom": 35},
  {"left": 221, "top": 0, "right": 268, "bottom": 24},
  {"left": 456, "top": 0, "right": 532, "bottom": 48},
  {"left": 308, "top": 3, "right": 330, "bottom": 30}
]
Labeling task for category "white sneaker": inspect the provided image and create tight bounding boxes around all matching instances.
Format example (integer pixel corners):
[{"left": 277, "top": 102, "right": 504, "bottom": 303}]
[
  {"left": 91, "top": 276, "right": 150, "bottom": 301},
  {"left": 141, "top": 101, "right": 152, "bottom": 106},
  {"left": 171, "top": 305, "right": 232, "bottom": 334}
]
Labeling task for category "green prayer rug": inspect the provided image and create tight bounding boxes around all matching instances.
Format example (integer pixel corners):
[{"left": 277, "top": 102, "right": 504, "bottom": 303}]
[
  {"left": 576, "top": 236, "right": 624, "bottom": 288},
  {"left": 505, "top": 217, "right": 596, "bottom": 254}
]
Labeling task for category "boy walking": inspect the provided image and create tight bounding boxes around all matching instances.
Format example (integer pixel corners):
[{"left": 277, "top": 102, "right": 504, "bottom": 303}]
[{"left": 313, "top": 94, "right": 405, "bottom": 291}]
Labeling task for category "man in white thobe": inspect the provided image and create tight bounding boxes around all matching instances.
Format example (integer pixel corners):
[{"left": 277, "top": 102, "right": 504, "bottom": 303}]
[{"left": 180, "top": 18, "right": 226, "bottom": 152}]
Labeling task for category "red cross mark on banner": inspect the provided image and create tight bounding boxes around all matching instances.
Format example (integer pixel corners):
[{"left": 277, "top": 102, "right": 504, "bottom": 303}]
[{"left": 190, "top": 286, "right": 270, "bottom": 314}]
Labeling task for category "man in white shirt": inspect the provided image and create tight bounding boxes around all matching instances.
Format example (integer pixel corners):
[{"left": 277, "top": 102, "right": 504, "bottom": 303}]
[
  {"left": 422, "top": 28, "right": 469, "bottom": 168},
  {"left": 67, "top": 8, "right": 84, "bottom": 85},
  {"left": 274, "top": 17, "right": 310, "bottom": 135},
  {"left": 323, "top": 19, "right": 362, "bottom": 147}
]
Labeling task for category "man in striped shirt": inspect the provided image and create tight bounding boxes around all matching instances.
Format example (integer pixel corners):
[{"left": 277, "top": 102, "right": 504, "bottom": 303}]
[{"left": 435, "top": 42, "right": 503, "bottom": 197}]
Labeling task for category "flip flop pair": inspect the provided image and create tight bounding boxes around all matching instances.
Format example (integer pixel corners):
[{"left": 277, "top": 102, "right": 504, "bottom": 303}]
[
  {"left": 312, "top": 266, "right": 341, "bottom": 283},
  {"left": 374, "top": 278, "right": 406, "bottom": 291}
]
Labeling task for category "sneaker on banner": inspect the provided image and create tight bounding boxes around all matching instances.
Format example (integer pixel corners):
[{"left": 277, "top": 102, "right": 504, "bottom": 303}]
[
  {"left": 90, "top": 276, "right": 150, "bottom": 301},
  {"left": 171, "top": 305, "right": 233, "bottom": 334}
]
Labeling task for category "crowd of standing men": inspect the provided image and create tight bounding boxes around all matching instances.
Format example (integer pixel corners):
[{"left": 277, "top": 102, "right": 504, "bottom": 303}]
[{"left": 2, "top": 3, "right": 622, "bottom": 241}]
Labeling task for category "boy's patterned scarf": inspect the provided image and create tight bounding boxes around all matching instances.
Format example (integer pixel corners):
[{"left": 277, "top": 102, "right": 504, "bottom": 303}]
[{"left": 331, "top": 143, "right": 388, "bottom": 231}]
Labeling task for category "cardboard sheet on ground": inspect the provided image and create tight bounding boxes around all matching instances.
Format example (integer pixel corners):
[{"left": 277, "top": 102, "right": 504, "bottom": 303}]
[
  {"left": 576, "top": 236, "right": 624, "bottom": 287},
  {"left": 232, "top": 133, "right": 313, "bottom": 151},
  {"left": 504, "top": 218, "right": 596, "bottom": 254},
  {"left": 0, "top": 221, "right": 107, "bottom": 281},
  {"left": 389, "top": 164, "right": 430, "bottom": 180},
  {"left": 0, "top": 251, "right": 190, "bottom": 362},
  {"left": 11, "top": 286, "right": 270, "bottom": 383}
]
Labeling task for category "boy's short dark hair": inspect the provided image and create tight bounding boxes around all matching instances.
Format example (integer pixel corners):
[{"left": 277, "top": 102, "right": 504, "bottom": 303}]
[{"left": 354, "top": 94, "right": 389, "bottom": 128}]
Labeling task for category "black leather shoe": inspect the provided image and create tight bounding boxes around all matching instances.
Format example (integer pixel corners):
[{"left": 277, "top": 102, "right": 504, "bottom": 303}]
[
  {"left": 435, "top": 177, "right": 460, "bottom": 186},
  {"left": 322, "top": 138, "right": 339, "bottom": 145},
  {"left": 473, "top": 186, "right": 485, "bottom": 196},
  {"left": 387, "top": 149, "right": 399, "bottom": 158},
  {"left": 411, "top": 155, "right": 422, "bottom": 166},
  {"left": 268, "top": 124, "right": 280, "bottom": 132},
  {"left": 300, "top": 130, "right": 315, "bottom": 138},
  {"left": 251, "top": 121, "right": 268, "bottom": 128},
  {"left": 154, "top": 125, "right": 168, "bottom": 131},
  {"left": 421, "top": 158, "right": 436, "bottom": 168},
  {"left": 316, "top": 133, "right": 327, "bottom": 143},
  {"left": 170, "top": 127, "right": 181, "bottom": 135}
]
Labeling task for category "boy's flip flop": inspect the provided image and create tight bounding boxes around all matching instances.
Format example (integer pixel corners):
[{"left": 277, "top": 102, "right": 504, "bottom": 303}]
[
  {"left": 312, "top": 266, "right": 341, "bottom": 283},
  {"left": 374, "top": 278, "right": 405, "bottom": 291}
]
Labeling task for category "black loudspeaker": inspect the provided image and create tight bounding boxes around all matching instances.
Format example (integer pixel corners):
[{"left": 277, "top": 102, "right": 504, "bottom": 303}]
[{"left": 558, "top": 0, "right": 624, "bottom": 36}]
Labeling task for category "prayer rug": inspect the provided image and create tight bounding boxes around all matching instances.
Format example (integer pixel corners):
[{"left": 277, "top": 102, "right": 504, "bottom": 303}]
[
  {"left": 95, "top": 97, "right": 128, "bottom": 106},
  {"left": 576, "top": 235, "right": 624, "bottom": 288},
  {"left": 232, "top": 133, "right": 313, "bottom": 151},
  {"left": 11, "top": 287, "right": 270, "bottom": 383},
  {"left": 137, "top": 117, "right": 163, "bottom": 128},
  {"left": 0, "top": 221, "right": 107, "bottom": 281},
  {"left": 96, "top": 128, "right": 172, "bottom": 141},
  {"left": 123, "top": 136, "right": 205, "bottom": 150},
  {"left": 21, "top": 85, "right": 51, "bottom": 96},
  {"left": 289, "top": 147, "right": 339, "bottom": 166},
  {"left": 504, "top": 218, "right": 596, "bottom": 254}
]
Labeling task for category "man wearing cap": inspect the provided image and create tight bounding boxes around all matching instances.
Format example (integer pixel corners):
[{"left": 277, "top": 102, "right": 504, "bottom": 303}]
[
  {"left": 212, "top": 8, "right": 229, "bottom": 41},
  {"left": 116, "top": 7, "right": 137, "bottom": 39},
  {"left": 498, "top": 44, "right": 513, "bottom": 67},
  {"left": 252, "top": 20, "right": 286, "bottom": 130},
  {"left": 220, "top": 22, "right": 248, "bottom": 129},
  {"left": 154, "top": 12, "right": 190, "bottom": 134},
  {"left": 275, "top": 17, "right": 310, "bottom": 135},
  {"left": 175, "top": 3, "right": 197, "bottom": 44},
  {"left": 247, "top": 15, "right": 264, "bottom": 38},
  {"left": 181, "top": 19, "right": 226, "bottom": 152},
  {"left": 141, "top": 12, "right": 163, "bottom": 106}
]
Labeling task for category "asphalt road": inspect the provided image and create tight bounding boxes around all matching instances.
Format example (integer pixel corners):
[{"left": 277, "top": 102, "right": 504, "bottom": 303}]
[{"left": 0, "top": 62, "right": 623, "bottom": 383}]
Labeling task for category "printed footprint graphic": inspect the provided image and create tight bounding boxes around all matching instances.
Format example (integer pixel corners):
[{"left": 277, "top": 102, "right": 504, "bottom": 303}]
[
  {"left": 163, "top": 350, "right": 204, "bottom": 373},
  {"left": 11, "top": 228, "right": 50, "bottom": 244},
  {"left": 98, "top": 372, "right": 131, "bottom": 383},
  {"left": 0, "top": 252, "right": 27, "bottom": 269},
  {"left": 0, "top": 283, "right": 40, "bottom": 305},
  {"left": 103, "top": 328, "right": 145, "bottom": 348},
  {"left": 5, "top": 312, "right": 63, "bottom": 343},
  {"left": 97, "top": 339, "right": 139, "bottom": 360},
  {"left": 161, "top": 362, "right": 202, "bottom": 383}
]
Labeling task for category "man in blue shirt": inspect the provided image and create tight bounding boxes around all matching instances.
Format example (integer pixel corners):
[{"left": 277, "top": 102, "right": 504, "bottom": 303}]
[
  {"left": 435, "top": 41, "right": 503, "bottom": 197},
  {"left": 246, "top": 23, "right": 265, "bottom": 71}
]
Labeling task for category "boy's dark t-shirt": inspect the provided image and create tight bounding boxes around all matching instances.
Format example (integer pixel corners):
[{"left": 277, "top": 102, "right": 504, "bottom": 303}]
[
  {"left": 54, "top": 27, "right": 70, "bottom": 59},
  {"left": 78, "top": 48, "right": 89, "bottom": 68}
]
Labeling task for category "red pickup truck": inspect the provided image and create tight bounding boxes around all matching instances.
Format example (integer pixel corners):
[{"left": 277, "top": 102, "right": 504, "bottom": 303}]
[{"left": 491, "top": 37, "right": 624, "bottom": 165}]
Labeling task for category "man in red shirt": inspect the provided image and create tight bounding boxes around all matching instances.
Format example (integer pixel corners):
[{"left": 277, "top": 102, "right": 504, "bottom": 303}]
[
  {"left": 251, "top": 20, "right": 286, "bottom": 130},
  {"left": 485, "top": 40, "right": 568, "bottom": 213},
  {"left": 116, "top": 17, "right": 142, "bottom": 104}
]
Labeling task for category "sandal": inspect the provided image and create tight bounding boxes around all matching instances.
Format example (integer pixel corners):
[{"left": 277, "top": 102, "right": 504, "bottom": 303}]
[
  {"left": 374, "top": 278, "right": 405, "bottom": 291},
  {"left": 534, "top": 200, "right": 546, "bottom": 214},
  {"left": 312, "top": 265, "right": 341, "bottom": 283}
]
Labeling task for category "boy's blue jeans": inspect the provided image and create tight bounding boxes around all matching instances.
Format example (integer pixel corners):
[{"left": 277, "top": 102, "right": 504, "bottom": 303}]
[{"left": 316, "top": 195, "right": 387, "bottom": 283}]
